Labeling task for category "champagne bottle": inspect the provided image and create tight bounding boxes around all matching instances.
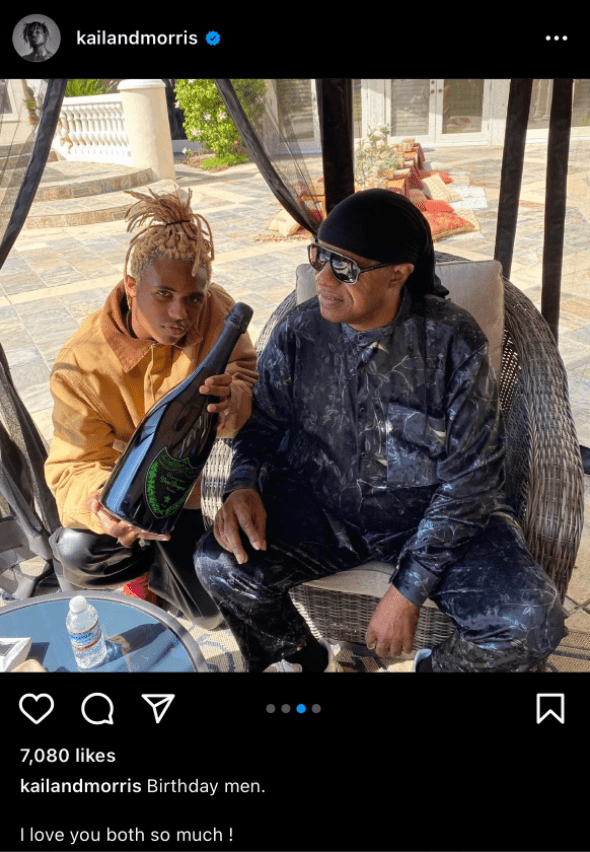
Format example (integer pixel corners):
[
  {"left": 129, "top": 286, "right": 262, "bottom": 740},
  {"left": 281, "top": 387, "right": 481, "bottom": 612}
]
[{"left": 99, "top": 302, "right": 253, "bottom": 535}]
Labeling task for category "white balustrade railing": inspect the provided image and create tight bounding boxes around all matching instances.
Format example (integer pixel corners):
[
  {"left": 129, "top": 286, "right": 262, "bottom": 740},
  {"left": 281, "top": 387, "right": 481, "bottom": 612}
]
[{"left": 52, "top": 94, "right": 132, "bottom": 165}]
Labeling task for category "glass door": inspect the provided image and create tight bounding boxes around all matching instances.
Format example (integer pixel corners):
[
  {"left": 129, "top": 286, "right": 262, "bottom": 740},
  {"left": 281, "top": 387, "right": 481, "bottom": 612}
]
[
  {"left": 435, "top": 79, "right": 490, "bottom": 142},
  {"left": 527, "top": 79, "right": 590, "bottom": 138},
  {"left": 389, "top": 79, "right": 434, "bottom": 141},
  {"left": 388, "top": 79, "right": 491, "bottom": 144}
]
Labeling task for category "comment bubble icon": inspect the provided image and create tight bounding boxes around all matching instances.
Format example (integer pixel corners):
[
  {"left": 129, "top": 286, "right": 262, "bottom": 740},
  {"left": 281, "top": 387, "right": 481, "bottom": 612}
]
[{"left": 81, "top": 692, "right": 114, "bottom": 725}]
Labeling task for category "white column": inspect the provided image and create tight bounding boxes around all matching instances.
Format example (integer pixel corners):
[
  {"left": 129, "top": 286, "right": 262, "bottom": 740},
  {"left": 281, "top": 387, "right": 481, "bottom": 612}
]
[{"left": 118, "top": 79, "right": 175, "bottom": 180}]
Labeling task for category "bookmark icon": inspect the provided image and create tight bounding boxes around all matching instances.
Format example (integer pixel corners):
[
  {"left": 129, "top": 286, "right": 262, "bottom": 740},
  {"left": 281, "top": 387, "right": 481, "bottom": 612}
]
[
  {"left": 536, "top": 693, "right": 565, "bottom": 724},
  {"left": 142, "top": 694, "right": 175, "bottom": 724}
]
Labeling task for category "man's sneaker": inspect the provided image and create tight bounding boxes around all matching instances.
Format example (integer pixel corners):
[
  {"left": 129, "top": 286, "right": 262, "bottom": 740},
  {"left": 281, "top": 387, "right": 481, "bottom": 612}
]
[{"left": 272, "top": 639, "right": 341, "bottom": 672}]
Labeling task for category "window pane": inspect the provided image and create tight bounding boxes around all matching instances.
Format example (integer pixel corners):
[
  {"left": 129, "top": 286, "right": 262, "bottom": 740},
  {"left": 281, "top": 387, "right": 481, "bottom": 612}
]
[
  {"left": 390, "top": 79, "right": 429, "bottom": 136},
  {"left": 442, "top": 79, "right": 484, "bottom": 134},
  {"left": 276, "top": 79, "right": 314, "bottom": 141}
]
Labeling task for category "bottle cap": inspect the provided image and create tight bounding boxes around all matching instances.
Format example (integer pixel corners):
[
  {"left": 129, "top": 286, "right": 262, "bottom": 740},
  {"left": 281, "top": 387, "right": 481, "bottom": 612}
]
[{"left": 69, "top": 595, "right": 88, "bottom": 613}]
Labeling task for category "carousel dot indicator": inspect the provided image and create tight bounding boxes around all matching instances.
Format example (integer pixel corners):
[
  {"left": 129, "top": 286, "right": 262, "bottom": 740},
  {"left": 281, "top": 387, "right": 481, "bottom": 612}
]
[
  {"left": 296, "top": 704, "right": 306, "bottom": 714},
  {"left": 266, "top": 704, "right": 276, "bottom": 713}
]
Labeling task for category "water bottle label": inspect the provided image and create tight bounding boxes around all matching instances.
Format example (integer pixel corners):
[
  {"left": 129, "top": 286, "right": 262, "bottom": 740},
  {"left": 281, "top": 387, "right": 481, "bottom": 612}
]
[
  {"left": 145, "top": 447, "right": 198, "bottom": 519},
  {"left": 68, "top": 621, "right": 103, "bottom": 652}
]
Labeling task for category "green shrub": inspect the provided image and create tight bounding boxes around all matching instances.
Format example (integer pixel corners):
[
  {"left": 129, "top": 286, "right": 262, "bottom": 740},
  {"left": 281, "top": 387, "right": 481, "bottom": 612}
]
[
  {"left": 201, "top": 153, "right": 250, "bottom": 170},
  {"left": 66, "top": 79, "right": 109, "bottom": 97},
  {"left": 175, "top": 79, "right": 265, "bottom": 158}
]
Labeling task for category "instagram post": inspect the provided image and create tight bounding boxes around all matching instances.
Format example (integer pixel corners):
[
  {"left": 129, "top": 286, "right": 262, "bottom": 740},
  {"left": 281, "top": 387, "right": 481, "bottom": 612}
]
[{"left": 1, "top": 15, "right": 588, "bottom": 852}]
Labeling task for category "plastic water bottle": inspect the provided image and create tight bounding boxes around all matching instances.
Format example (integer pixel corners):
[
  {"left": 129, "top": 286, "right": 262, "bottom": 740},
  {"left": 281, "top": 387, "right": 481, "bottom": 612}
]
[{"left": 66, "top": 596, "right": 108, "bottom": 669}]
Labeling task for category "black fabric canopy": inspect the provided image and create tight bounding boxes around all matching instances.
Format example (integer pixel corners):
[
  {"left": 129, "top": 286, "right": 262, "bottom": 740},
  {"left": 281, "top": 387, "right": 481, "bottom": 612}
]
[{"left": 0, "top": 79, "right": 67, "bottom": 558}]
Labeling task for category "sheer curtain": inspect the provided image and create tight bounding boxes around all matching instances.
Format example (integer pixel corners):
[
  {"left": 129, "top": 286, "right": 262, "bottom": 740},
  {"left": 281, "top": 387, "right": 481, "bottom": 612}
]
[
  {"left": 215, "top": 78, "right": 359, "bottom": 237},
  {"left": 0, "top": 78, "right": 66, "bottom": 546}
]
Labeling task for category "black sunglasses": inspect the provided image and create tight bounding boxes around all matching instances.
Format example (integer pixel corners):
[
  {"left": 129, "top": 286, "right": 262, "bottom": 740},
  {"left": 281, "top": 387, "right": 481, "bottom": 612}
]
[{"left": 308, "top": 242, "right": 393, "bottom": 285}]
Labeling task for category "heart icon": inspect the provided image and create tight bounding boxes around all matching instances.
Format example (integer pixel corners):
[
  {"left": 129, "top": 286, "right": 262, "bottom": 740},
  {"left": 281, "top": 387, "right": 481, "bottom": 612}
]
[{"left": 19, "top": 693, "right": 55, "bottom": 724}]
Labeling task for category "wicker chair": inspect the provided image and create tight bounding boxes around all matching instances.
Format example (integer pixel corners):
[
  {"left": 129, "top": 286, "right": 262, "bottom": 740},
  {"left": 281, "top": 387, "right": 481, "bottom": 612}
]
[{"left": 201, "top": 253, "right": 585, "bottom": 653}]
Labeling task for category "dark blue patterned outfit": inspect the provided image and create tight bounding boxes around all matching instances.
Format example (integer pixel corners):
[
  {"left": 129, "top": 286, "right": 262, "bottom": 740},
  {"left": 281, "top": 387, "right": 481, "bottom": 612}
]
[{"left": 196, "top": 289, "right": 567, "bottom": 671}]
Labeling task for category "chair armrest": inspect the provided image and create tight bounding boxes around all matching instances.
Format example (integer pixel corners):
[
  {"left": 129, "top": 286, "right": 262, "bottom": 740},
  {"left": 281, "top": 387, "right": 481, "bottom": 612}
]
[
  {"left": 200, "top": 439, "right": 233, "bottom": 530},
  {"left": 501, "top": 279, "right": 584, "bottom": 599},
  {"left": 201, "top": 291, "right": 299, "bottom": 529}
]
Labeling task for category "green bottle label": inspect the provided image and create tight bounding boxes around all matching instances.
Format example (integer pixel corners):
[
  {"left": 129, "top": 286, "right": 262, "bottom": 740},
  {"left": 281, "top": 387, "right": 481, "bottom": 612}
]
[{"left": 144, "top": 447, "right": 198, "bottom": 519}]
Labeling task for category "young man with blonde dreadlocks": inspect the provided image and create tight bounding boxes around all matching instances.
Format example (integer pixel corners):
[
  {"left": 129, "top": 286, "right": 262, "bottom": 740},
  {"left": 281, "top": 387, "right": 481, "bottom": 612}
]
[{"left": 45, "top": 188, "right": 257, "bottom": 626}]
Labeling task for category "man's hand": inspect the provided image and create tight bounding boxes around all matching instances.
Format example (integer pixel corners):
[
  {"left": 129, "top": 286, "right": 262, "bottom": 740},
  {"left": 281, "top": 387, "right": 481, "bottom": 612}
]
[
  {"left": 86, "top": 491, "right": 170, "bottom": 548},
  {"left": 365, "top": 584, "right": 420, "bottom": 657},
  {"left": 214, "top": 488, "right": 267, "bottom": 565},
  {"left": 200, "top": 372, "right": 232, "bottom": 416}
]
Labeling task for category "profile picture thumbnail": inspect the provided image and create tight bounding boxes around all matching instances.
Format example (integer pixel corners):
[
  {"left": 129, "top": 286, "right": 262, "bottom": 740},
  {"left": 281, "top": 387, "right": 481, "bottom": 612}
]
[{"left": 13, "top": 15, "right": 61, "bottom": 62}]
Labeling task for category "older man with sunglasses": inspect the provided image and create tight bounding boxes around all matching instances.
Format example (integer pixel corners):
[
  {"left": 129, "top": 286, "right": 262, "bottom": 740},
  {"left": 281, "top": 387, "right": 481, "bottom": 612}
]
[{"left": 196, "top": 189, "right": 567, "bottom": 673}]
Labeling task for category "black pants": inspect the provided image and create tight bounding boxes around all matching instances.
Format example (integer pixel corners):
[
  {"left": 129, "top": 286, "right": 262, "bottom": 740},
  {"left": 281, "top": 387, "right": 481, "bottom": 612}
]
[
  {"left": 195, "top": 475, "right": 568, "bottom": 672},
  {"left": 50, "top": 510, "right": 221, "bottom": 629}
]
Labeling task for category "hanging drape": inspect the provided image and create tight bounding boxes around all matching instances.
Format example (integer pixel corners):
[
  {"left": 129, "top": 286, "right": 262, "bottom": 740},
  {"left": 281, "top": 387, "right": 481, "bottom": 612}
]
[
  {"left": 0, "top": 79, "right": 68, "bottom": 270},
  {"left": 542, "top": 78, "right": 574, "bottom": 344},
  {"left": 0, "top": 79, "right": 67, "bottom": 547},
  {"left": 315, "top": 79, "right": 355, "bottom": 215},
  {"left": 494, "top": 79, "right": 534, "bottom": 281},
  {"left": 214, "top": 78, "right": 321, "bottom": 235}
]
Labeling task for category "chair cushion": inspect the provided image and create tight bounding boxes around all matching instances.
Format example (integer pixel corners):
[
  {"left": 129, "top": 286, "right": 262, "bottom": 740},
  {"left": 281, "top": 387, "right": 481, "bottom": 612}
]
[
  {"left": 293, "top": 560, "right": 441, "bottom": 612},
  {"left": 437, "top": 259, "right": 504, "bottom": 379},
  {"left": 296, "top": 258, "right": 504, "bottom": 378},
  {"left": 296, "top": 263, "right": 319, "bottom": 304}
]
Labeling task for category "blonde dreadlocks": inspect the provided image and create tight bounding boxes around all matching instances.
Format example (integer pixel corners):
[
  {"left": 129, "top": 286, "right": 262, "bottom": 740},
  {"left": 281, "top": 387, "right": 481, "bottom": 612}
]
[{"left": 123, "top": 187, "right": 215, "bottom": 286}]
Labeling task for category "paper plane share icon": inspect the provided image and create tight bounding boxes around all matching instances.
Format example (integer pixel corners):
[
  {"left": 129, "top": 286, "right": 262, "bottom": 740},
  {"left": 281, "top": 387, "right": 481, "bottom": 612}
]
[{"left": 142, "top": 694, "right": 175, "bottom": 724}]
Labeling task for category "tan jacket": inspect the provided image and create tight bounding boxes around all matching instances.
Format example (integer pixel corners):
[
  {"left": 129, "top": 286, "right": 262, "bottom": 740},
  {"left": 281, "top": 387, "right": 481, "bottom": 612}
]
[{"left": 45, "top": 280, "right": 257, "bottom": 534}]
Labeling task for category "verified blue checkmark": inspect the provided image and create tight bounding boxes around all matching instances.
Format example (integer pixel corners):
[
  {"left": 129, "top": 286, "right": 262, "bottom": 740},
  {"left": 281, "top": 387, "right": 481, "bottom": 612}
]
[{"left": 206, "top": 31, "right": 220, "bottom": 45}]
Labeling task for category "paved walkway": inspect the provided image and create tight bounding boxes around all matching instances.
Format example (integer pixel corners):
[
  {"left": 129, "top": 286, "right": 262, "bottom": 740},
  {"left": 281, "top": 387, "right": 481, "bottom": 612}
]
[{"left": 1, "top": 143, "right": 590, "bottom": 631}]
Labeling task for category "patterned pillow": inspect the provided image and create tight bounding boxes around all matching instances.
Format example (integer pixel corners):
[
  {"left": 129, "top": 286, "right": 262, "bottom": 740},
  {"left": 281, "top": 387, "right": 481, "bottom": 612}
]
[
  {"left": 408, "top": 188, "right": 429, "bottom": 204},
  {"left": 419, "top": 169, "right": 454, "bottom": 184},
  {"left": 413, "top": 199, "right": 455, "bottom": 214},
  {"left": 422, "top": 209, "right": 477, "bottom": 240},
  {"left": 421, "top": 173, "right": 462, "bottom": 203}
]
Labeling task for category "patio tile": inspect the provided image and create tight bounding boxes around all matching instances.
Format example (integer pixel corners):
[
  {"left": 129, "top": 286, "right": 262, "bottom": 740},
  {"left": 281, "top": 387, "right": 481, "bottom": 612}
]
[
  {"left": 565, "top": 607, "right": 590, "bottom": 631},
  {"left": 0, "top": 273, "right": 44, "bottom": 295},
  {"left": 38, "top": 266, "right": 84, "bottom": 287},
  {"left": 0, "top": 305, "right": 17, "bottom": 320},
  {"left": 31, "top": 407, "right": 54, "bottom": 444},
  {"left": 566, "top": 557, "right": 590, "bottom": 605},
  {"left": 557, "top": 336, "right": 590, "bottom": 370},
  {"left": 3, "top": 345, "right": 44, "bottom": 368},
  {"left": 13, "top": 295, "right": 64, "bottom": 316},
  {"left": 0, "top": 315, "right": 35, "bottom": 350},
  {"left": 17, "top": 381, "right": 54, "bottom": 414},
  {"left": 7, "top": 357, "right": 50, "bottom": 391}
]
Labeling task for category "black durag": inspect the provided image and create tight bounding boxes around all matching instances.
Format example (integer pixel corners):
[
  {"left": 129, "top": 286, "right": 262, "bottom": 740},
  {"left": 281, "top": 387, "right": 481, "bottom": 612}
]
[{"left": 317, "top": 188, "right": 448, "bottom": 300}]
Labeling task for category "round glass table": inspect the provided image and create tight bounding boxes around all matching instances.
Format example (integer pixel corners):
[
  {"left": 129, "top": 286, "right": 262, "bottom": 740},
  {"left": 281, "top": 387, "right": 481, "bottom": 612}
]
[{"left": 0, "top": 591, "right": 208, "bottom": 672}]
